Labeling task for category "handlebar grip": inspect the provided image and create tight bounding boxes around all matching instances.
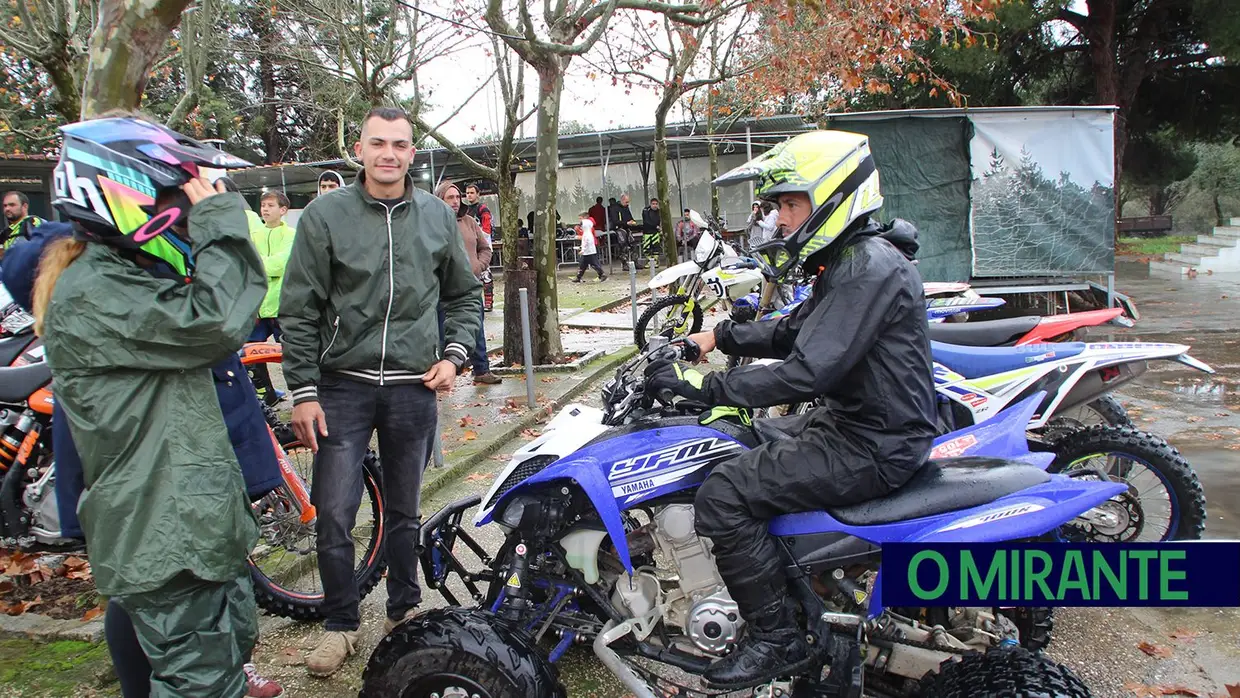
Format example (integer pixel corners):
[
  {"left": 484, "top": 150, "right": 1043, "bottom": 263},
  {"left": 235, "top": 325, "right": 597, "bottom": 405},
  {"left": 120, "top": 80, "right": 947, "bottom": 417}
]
[{"left": 656, "top": 388, "right": 676, "bottom": 405}]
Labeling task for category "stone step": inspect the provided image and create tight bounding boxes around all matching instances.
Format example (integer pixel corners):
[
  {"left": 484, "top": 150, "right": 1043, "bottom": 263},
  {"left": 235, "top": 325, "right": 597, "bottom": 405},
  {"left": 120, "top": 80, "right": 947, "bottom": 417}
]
[
  {"left": 1180, "top": 243, "right": 1223, "bottom": 257},
  {"left": 1149, "top": 260, "right": 1189, "bottom": 276},
  {"left": 1167, "top": 252, "right": 1203, "bottom": 265},
  {"left": 1197, "top": 235, "right": 1238, "bottom": 247},
  {"left": 1230, "top": 217, "right": 1240, "bottom": 227},
  {"left": 1213, "top": 226, "right": 1240, "bottom": 239}
]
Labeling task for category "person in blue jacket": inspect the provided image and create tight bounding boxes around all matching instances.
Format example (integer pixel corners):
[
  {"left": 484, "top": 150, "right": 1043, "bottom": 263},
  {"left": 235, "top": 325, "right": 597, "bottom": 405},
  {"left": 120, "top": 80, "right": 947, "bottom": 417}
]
[{"left": 1, "top": 221, "right": 286, "bottom": 698}]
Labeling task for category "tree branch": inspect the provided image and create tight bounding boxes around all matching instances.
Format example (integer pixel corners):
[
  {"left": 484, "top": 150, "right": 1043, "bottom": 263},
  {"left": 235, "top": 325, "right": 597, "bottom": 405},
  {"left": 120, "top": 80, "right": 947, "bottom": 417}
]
[{"left": 1057, "top": 8, "right": 1087, "bottom": 31}]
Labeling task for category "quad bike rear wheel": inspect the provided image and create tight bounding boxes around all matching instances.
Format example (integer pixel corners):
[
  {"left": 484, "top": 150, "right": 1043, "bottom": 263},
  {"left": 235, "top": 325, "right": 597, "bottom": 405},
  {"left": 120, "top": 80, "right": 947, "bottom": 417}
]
[
  {"left": 361, "top": 607, "right": 564, "bottom": 698},
  {"left": 918, "top": 646, "right": 1092, "bottom": 698}
]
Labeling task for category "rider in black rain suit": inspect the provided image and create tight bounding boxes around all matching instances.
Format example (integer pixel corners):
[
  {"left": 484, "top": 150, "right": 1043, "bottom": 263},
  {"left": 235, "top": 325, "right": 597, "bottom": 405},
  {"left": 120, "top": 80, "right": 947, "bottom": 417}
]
[{"left": 646, "top": 130, "right": 937, "bottom": 689}]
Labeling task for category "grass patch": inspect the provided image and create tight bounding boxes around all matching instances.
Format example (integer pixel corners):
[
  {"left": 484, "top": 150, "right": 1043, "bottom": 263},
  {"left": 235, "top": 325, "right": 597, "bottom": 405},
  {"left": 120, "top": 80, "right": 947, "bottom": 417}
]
[
  {"left": 1116, "top": 235, "right": 1195, "bottom": 257},
  {"left": 0, "top": 638, "right": 116, "bottom": 697}
]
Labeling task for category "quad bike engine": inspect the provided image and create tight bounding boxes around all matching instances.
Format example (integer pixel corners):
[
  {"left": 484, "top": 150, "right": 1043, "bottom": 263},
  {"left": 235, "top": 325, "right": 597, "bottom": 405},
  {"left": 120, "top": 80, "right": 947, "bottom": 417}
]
[{"left": 612, "top": 503, "right": 744, "bottom": 656}]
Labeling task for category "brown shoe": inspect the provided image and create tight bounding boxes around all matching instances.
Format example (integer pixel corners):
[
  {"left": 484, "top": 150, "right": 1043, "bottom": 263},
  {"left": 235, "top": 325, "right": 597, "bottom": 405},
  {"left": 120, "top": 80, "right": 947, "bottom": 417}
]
[
  {"left": 305, "top": 630, "right": 359, "bottom": 677},
  {"left": 383, "top": 608, "right": 422, "bottom": 635},
  {"left": 473, "top": 373, "right": 503, "bottom": 385}
]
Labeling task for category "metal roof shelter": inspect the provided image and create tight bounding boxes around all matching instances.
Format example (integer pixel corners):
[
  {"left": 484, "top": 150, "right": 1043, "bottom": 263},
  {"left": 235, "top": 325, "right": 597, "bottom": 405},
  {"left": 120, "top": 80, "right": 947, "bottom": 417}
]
[{"left": 228, "top": 114, "right": 815, "bottom": 198}]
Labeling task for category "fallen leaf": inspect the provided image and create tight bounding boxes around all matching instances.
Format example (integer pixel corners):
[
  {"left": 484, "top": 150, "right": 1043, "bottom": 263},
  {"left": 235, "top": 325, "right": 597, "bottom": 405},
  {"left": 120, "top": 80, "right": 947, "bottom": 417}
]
[
  {"left": 1203, "top": 433, "right": 1223, "bottom": 441},
  {"left": 1170, "top": 628, "right": 1200, "bottom": 641},
  {"left": 0, "top": 580, "right": 12, "bottom": 594},
  {"left": 1138, "top": 641, "right": 1174, "bottom": 659},
  {"left": 521, "top": 428, "right": 541, "bottom": 437},
  {"left": 459, "top": 415, "right": 475, "bottom": 427},
  {"left": 65, "top": 566, "right": 93, "bottom": 581},
  {"left": 471, "top": 401, "right": 486, "bottom": 407},
  {"left": 540, "top": 377, "right": 555, "bottom": 383},
  {"left": 1215, "top": 412, "right": 1231, "bottom": 417},
  {"left": 462, "top": 430, "right": 478, "bottom": 441},
  {"left": 1186, "top": 416, "right": 1204, "bottom": 423},
  {"left": 490, "top": 454, "right": 510, "bottom": 461},
  {"left": 82, "top": 605, "right": 105, "bottom": 622},
  {"left": 1153, "top": 685, "right": 1201, "bottom": 696},
  {"left": 464, "top": 473, "right": 492, "bottom": 482},
  {"left": 1227, "top": 685, "right": 1240, "bottom": 698},
  {"left": 1126, "top": 682, "right": 1161, "bottom": 698},
  {"left": 5, "top": 595, "right": 41, "bottom": 616},
  {"left": 63, "top": 556, "right": 88, "bottom": 570}
]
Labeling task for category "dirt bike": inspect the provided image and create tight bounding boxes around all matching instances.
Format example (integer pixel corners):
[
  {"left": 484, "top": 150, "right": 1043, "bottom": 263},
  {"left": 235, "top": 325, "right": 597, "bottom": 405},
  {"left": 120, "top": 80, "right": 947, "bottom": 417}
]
[
  {"left": 360, "top": 337, "right": 1103, "bottom": 698},
  {"left": 929, "top": 306, "right": 1134, "bottom": 345},
  {"left": 633, "top": 212, "right": 750, "bottom": 348},
  {"left": 0, "top": 326, "right": 385, "bottom": 621}
]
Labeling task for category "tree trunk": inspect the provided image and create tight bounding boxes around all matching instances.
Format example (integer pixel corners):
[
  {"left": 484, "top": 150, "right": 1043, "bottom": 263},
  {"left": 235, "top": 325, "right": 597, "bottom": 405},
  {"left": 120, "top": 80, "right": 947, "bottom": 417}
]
[
  {"left": 653, "top": 104, "right": 677, "bottom": 265},
  {"left": 707, "top": 92, "right": 720, "bottom": 223},
  {"left": 1084, "top": 0, "right": 1122, "bottom": 218},
  {"left": 1215, "top": 194, "right": 1224, "bottom": 227},
  {"left": 44, "top": 50, "right": 82, "bottom": 124},
  {"left": 251, "top": 5, "right": 282, "bottom": 163},
  {"left": 81, "top": 0, "right": 193, "bottom": 118},
  {"left": 531, "top": 63, "right": 565, "bottom": 363},
  {"left": 497, "top": 168, "right": 529, "bottom": 365}
]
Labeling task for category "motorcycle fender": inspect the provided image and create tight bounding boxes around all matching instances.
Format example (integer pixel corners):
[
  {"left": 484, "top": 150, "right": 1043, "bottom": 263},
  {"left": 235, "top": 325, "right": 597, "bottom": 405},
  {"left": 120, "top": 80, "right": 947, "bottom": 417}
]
[
  {"left": 930, "top": 392, "right": 1044, "bottom": 461},
  {"left": 647, "top": 261, "right": 700, "bottom": 290},
  {"left": 909, "top": 477, "right": 1127, "bottom": 544},
  {"left": 473, "top": 405, "right": 608, "bottom": 525}
]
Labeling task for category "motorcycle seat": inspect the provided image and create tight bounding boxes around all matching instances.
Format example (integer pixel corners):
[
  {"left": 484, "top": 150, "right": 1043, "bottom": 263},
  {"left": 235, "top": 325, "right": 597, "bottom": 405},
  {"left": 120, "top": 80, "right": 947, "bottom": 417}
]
[
  {"left": 931, "top": 340, "right": 1085, "bottom": 379},
  {"left": 0, "top": 362, "right": 52, "bottom": 404},
  {"left": 821, "top": 458, "right": 1051, "bottom": 527},
  {"left": 926, "top": 316, "right": 1040, "bottom": 347},
  {"left": 0, "top": 334, "right": 35, "bottom": 368}
]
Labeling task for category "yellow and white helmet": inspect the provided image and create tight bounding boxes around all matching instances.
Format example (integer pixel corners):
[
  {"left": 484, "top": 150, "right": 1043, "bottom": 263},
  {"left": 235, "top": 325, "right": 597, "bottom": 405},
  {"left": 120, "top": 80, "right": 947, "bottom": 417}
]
[{"left": 715, "top": 130, "right": 883, "bottom": 273}]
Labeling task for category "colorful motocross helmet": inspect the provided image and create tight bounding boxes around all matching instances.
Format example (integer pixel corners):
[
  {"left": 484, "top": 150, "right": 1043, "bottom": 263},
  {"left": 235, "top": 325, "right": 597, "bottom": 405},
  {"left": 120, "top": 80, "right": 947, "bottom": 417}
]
[
  {"left": 52, "top": 116, "right": 252, "bottom": 277},
  {"left": 714, "top": 130, "right": 883, "bottom": 275}
]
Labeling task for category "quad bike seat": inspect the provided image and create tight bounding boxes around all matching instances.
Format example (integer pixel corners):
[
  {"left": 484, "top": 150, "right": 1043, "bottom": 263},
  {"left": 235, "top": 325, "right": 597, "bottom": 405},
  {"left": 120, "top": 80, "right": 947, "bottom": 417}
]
[
  {"left": 931, "top": 340, "right": 1086, "bottom": 379},
  {"left": 0, "top": 362, "right": 52, "bottom": 404},
  {"left": 823, "top": 457, "right": 1050, "bottom": 526},
  {"left": 0, "top": 334, "right": 36, "bottom": 368},
  {"left": 926, "top": 316, "right": 1040, "bottom": 347}
]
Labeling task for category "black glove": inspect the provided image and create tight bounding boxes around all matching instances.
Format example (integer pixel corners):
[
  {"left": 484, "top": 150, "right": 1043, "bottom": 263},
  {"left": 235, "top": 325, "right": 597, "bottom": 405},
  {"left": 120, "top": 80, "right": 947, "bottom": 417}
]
[{"left": 645, "top": 358, "right": 707, "bottom": 402}]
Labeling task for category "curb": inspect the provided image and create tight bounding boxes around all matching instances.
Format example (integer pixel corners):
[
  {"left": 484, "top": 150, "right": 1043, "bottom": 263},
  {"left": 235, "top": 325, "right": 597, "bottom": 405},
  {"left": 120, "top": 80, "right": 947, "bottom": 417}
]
[
  {"left": 421, "top": 345, "right": 637, "bottom": 499},
  {"left": 490, "top": 348, "right": 606, "bottom": 376},
  {"left": 0, "top": 610, "right": 105, "bottom": 643}
]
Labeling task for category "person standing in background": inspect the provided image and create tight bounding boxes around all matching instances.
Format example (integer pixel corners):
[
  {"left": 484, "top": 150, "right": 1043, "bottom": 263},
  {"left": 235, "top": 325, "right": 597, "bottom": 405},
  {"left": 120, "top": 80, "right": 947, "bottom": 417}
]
[
  {"left": 2, "top": 191, "right": 44, "bottom": 251},
  {"left": 462, "top": 183, "right": 495, "bottom": 311},
  {"left": 318, "top": 170, "right": 344, "bottom": 197},
  {"left": 247, "top": 191, "right": 296, "bottom": 405},
  {"left": 436, "top": 181, "right": 502, "bottom": 385},
  {"left": 571, "top": 211, "right": 606, "bottom": 283}
]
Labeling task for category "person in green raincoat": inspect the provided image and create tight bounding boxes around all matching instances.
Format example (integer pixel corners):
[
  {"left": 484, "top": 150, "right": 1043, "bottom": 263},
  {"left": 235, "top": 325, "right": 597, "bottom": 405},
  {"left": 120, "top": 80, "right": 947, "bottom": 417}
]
[{"left": 32, "top": 115, "right": 267, "bottom": 698}]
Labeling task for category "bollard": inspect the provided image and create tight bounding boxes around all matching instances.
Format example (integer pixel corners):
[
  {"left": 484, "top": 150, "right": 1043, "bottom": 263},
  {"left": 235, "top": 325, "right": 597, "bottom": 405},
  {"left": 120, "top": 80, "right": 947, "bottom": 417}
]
[
  {"left": 518, "top": 287, "right": 537, "bottom": 409},
  {"left": 432, "top": 428, "right": 445, "bottom": 468},
  {"left": 649, "top": 258, "right": 658, "bottom": 302},
  {"left": 629, "top": 261, "right": 638, "bottom": 330}
]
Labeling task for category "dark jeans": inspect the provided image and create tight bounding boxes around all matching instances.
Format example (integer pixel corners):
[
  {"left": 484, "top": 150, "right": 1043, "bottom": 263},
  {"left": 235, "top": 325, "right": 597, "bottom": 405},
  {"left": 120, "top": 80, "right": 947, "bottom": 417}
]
[
  {"left": 437, "top": 299, "right": 489, "bottom": 375},
  {"left": 314, "top": 376, "right": 436, "bottom": 631},
  {"left": 575, "top": 253, "right": 604, "bottom": 280},
  {"left": 247, "top": 318, "right": 281, "bottom": 342}
]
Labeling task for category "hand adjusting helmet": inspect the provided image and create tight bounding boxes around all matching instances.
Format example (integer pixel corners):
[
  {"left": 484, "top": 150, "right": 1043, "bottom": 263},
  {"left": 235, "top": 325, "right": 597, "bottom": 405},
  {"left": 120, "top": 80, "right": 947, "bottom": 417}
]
[
  {"left": 713, "top": 130, "right": 884, "bottom": 277},
  {"left": 51, "top": 116, "right": 253, "bottom": 277}
]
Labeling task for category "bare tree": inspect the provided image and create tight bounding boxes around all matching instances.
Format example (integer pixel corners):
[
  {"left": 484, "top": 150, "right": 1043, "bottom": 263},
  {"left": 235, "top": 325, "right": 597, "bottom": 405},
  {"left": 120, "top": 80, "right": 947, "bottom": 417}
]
[
  {"left": 81, "top": 0, "right": 193, "bottom": 118},
  {"left": 597, "top": 0, "right": 757, "bottom": 262},
  {"left": 483, "top": 0, "right": 704, "bottom": 361},
  {"left": 272, "top": 0, "right": 476, "bottom": 163},
  {"left": 164, "top": 0, "right": 221, "bottom": 127},
  {"left": 0, "top": 0, "right": 97, "bottom": 121},
  {"left": 413, "top": 35, "right": 537, "bottom": 366}
]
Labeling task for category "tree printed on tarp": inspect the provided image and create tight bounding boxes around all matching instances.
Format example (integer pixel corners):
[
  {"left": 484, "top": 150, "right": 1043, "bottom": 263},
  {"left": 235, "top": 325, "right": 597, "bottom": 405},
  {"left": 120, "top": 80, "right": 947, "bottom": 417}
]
[{"left": 972, "top": 147, "right": 1115, "bottom": 276}]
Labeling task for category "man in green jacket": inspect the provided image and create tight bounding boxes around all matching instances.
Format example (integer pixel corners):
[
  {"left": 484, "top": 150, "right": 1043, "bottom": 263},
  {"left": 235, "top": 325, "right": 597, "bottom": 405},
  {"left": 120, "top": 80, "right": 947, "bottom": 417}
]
[
  {"left": 38, "top": 115, "right": 266, "bottom": 697},
  {"left": 280, "top": 106, "right": 481, "bottom": 676}
]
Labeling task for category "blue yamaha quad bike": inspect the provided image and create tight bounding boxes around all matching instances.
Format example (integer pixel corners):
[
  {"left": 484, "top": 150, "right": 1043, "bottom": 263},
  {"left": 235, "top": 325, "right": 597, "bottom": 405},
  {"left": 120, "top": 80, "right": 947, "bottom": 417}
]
[{"left": 361, "top": 339, "right": 1110, "bottom": 698}]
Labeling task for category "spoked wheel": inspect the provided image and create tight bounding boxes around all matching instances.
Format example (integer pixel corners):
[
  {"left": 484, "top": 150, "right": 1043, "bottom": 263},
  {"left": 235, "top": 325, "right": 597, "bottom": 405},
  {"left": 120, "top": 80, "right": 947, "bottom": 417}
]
[
  {"left": 1049, "top": 425, "right": 1206, "bottom": 542},
  {"left": 248, "top": 437, "right": 386, "bottom": 620},
  {"left": 634, "top": 294, "right": 703, "bottom": 348},
  {"left": 1039, "top": 394, "right": 1132, "bottom": 441},
  {"left": 362, "top": 608, "right": 564, "bottom": 698}
]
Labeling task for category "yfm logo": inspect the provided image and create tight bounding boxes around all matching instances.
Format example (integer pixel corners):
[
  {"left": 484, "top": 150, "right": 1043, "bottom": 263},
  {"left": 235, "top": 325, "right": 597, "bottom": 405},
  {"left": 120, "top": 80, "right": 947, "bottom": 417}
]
[
  {"left": 609, "top": 437, "right": 741, "bottom": 483},
  {"left": 940, "top": 503, "right": 1045, "bottom": 532},
  {"left": 53, "top": 162, "right": 113, "bottom": 227}
]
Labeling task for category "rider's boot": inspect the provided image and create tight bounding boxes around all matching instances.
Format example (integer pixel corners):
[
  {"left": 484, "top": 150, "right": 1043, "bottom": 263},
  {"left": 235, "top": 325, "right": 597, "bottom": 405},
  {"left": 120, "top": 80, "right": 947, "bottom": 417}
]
[{"left": 703, "top": 596, "right": 811, "bottom": 689}]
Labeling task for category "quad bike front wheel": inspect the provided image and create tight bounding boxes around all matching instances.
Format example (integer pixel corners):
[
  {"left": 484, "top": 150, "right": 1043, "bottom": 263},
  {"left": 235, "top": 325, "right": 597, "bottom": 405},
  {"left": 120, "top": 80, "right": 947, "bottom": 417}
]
[
  {"left": 634, "top": 294, "right": 703, "bottom": 348},
  {"left": 1049, "top": 425, "right": 1206, "bottom": 542},
  {"left": 918, "top": 646, "right": 1092, "bottom": 698},
  {"left": 361, "top": 607, "right": 564, "bottom": 698}
]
